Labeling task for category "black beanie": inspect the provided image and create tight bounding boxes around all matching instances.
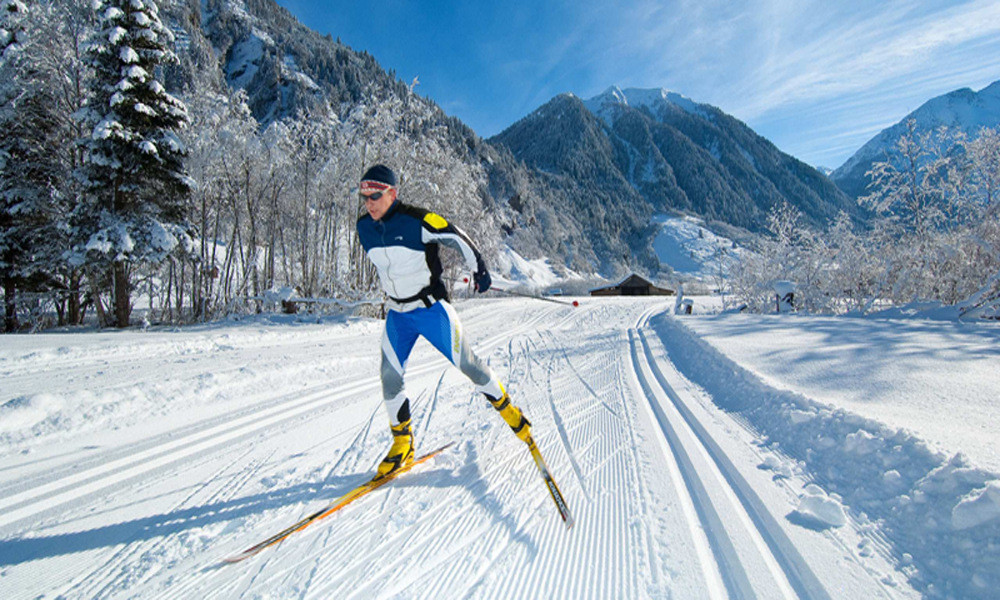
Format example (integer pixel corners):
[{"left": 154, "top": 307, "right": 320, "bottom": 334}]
[{"left": 360, "top": 164, "right": 397, "bottom": 187}]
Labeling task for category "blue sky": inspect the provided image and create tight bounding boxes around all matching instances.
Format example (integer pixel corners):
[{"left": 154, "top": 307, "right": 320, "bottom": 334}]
[{"left": 274, "top": 0, "right": 1000, "bottom": 169}]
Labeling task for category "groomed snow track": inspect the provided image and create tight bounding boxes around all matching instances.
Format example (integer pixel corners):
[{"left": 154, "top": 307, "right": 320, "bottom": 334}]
[
  {"left": 0, "top": 299, "right": 914, "bottom": 599},
  {"left": 628, "top": 312, "right": 829, "bottom": 600}
]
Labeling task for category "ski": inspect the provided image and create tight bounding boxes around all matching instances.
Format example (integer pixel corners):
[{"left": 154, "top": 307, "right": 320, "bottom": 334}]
[
  {"left": 222, "top": 442, "right": 455, "bottom": 564},
  {"left": 526, "top": 437, "right": 574, "bottom": 528}
]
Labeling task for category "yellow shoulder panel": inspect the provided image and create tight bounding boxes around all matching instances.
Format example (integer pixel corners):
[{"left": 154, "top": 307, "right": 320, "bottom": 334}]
[{"left": 424, "top": 212, "right": 449, "bottom": 229}]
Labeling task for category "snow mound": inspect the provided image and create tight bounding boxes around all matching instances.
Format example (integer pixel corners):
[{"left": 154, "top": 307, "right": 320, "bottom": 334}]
[
  {"left": 758, "top": 454, "right": 795, "bottom": 479},
  {"left": 793, "top": 484, "right": 847, "bottom": 529},
  {"left": 651, "top": 313, "right": 1000, "bottom": 598},
  {"left": 953, "top": 481, "right": 1000, "bottom": 530}
]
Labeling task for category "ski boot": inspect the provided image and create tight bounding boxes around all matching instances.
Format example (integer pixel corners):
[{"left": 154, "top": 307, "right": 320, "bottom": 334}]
[
  {"left": 487, "top": 393, "right": 532, "bottom": 443},
  {"left": 375, "top": 419, "right": 414, "bottom": 480}
]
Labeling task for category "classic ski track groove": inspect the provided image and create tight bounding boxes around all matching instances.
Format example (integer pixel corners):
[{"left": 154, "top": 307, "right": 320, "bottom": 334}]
[{"left": 630, "top": 313, "right": 833, "bottom": 600}]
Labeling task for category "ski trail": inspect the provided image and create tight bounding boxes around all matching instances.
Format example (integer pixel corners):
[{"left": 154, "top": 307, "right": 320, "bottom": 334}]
[
  {"left": 534, "top": 331, "right": 591, "bottom": 503},
  {"left": 630, "top": 322, "right": 832, "bottom": 600},
  {"left": 420, "top": 370, "right": 449, "bottom": 435},
  {"left": 614, "top": 342, "right": 665, "bottom": 595},
  {"left": 3, "top": 299, "right": 739, "bottom": 599},
  {"left": 0, "top": 308, "right": 555, "bottom": 535},
  {"left": 542, "top": 329, "right": 621, "bottom": 419},
  {"left": 626, "top": 329, "right": 730, "bottom": 599}
]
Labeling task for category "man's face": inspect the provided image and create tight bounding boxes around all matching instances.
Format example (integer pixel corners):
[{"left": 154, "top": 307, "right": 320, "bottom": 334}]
[{"left": 362, "top": 187, "right": 396, "bottom": 220}]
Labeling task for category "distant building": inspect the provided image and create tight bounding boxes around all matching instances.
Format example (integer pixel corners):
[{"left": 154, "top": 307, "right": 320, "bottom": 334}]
[{"left": 590, "top": 274, "right": 675, "bottom": 296}]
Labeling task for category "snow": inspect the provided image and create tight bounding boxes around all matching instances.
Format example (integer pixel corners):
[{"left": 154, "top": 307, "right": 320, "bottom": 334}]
[
  {"left": 493, "top": 245, "right": 582, "bottom": 289},
  {"left": 108, "top": 26, "right": 128, "bottom": 45},
  {"left": 119, "top": 46, "right": 140, "bottom": 64},
  {"left": 1, "top": 297, "right": 997, "bottom": 598},
  {"left": 104, "top": 7, "right": 125, "bottom": 22},
  {"left": 125, "top": 65, "right": 150, "bottom": 81},
  {"left": 225, "top": 34, "right": 265, "bottom": 88},
  {"left": 792, "top": 484, "right": 847, "bottom": 529},
  {"left": 676, "top": 312, "right": 1000, "bottom": 473},
  {"left": 651, "top": 214, "right": 744, "bottom": 280},
  {"left": 772, "top": 280, "right": 796, "bottom": 296},
  {"left": 160, "top": 131, "right": 184, "bottom": 153},
  {"left": 952, "top": 481, "right": 1000, "bottom": 530},
  {"left": 134, "top": 102, "right": 156, "bottom": 117},
  {"left": 84, "top": 222, "right": 135, "bottom": 259},
  {"left": 583, "top": 86, "right": 708, "bottom": 124}
]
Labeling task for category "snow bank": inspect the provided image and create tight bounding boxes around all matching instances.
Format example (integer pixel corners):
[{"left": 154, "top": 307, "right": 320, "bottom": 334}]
[{"left": 650, "top": 313, "right": 1000, "bottom": 599}]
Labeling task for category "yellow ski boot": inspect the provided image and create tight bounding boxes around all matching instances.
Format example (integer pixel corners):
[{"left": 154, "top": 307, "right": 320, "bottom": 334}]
[
  {"left": 488, "top": 393, "right": 532, "bottom": 443},
  {"left": 375, "top": 419, "right": 414, "bottom": 480}
]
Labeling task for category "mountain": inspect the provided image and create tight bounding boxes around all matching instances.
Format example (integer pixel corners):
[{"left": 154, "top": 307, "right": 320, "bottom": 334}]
[
  {"left": 165, "top": 1, "right": 681, "bottom": 277},
  {"left": 160, "top": 3, "right": 849, "bottom": 279},
  {"left": 491, "top": 87, "right": 856, "bottom": 233},
  {"left": 832, "top": 80, "right": 1000, "bottom": 198},
  {"left": 154, "top": 0, "right": 626, "bottom": 275}
]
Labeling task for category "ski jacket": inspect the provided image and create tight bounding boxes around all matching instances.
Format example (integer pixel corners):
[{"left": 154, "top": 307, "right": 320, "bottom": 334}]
[{"left": 357, "top": 200, "right": 486, "bottom": 311}]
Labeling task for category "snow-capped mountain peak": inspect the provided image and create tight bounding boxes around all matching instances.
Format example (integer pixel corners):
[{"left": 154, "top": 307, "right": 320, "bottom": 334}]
[{"left": 582, "top": 86, "right": 703, "bottom": 120}]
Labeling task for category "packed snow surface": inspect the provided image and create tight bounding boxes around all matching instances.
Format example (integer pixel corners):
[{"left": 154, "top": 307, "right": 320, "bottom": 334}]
[
  {"left": 1, "top": 297, "right": 997, "bottom": 599},
  {"left": 679, "top": 312, "right": 1000, "bottom": 472}
]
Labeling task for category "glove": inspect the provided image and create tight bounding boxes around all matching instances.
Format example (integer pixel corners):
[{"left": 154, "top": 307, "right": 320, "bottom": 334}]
[{"left": 473, "top": 268, "right": 492, "bottom": 293}]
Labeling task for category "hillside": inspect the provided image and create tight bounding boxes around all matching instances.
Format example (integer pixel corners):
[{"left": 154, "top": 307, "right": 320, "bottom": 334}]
[
  {"left": 165, "top": 3, "right": 852, "bottom": 280},
  {"left": 492, "top": 87, "right": 856, "bottom": 233}
]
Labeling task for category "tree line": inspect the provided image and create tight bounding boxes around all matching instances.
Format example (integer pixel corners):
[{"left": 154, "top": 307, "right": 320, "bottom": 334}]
[
  {"left": 725, "top": 120, "right": 1000, "bottom": 318},
  {"left": 1, "top": 0, "right": 500, "bottom": 332}
]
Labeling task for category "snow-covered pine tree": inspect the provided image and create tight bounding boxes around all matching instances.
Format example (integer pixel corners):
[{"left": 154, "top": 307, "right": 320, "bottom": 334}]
[
  {"left": 76, "top": 0, "right": 193, "bottom": 328},
  {"left": 1, "top": 0, "right": 62, "bottom": 332}
]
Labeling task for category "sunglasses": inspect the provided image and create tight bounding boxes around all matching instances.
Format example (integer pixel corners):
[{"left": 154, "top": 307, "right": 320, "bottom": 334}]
[{"left": 359, "top": 190, "right": 388, "bottom": 202}]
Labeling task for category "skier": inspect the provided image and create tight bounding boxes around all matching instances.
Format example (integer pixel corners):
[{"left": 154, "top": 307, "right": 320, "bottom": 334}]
[{"left": 355, "top": 164, "right": 532, "bottom": 479}]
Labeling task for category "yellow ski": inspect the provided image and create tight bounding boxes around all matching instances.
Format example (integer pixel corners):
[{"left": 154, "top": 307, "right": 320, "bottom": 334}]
[
  {"left": 222, "top": 442, "right": 454, "bottom": 564},
  {"left": 527, "top": 437, "right": 574, "bottom": 528}
]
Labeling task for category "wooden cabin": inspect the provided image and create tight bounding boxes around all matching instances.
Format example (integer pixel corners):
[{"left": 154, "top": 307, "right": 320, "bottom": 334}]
[{"left": 590, "top": 274, "right": 675, "bottom": 296}]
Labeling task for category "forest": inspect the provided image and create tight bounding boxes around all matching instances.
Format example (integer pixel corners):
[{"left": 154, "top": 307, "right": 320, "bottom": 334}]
[{"left": 2, "top": 0, "right": 998, "bottom": 333}]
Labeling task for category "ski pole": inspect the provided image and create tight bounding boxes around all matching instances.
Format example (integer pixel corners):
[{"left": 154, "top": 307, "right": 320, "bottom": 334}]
[
  {"left": 460, "top": 277, "right": 579, "bottom": 307},
  {"left": 493, "top": 287, "right": 580, "bottom": 307}
]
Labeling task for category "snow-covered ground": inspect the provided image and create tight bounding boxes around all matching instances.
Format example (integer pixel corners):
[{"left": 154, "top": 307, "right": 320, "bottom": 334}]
[
  {"left": 1, "top": 297, "right": 998, "bottom": 599},
  {"left": 652, "top": 215, "right": 744, "bottom": 281}
]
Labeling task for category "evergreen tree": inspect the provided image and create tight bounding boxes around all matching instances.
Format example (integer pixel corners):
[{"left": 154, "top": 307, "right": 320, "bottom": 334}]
[
  {"left": 1, "top": 0, "right": 61, "bottom": 332},
  {"left": 76, "top": 0, "right": 193, "bottom": 327}
]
